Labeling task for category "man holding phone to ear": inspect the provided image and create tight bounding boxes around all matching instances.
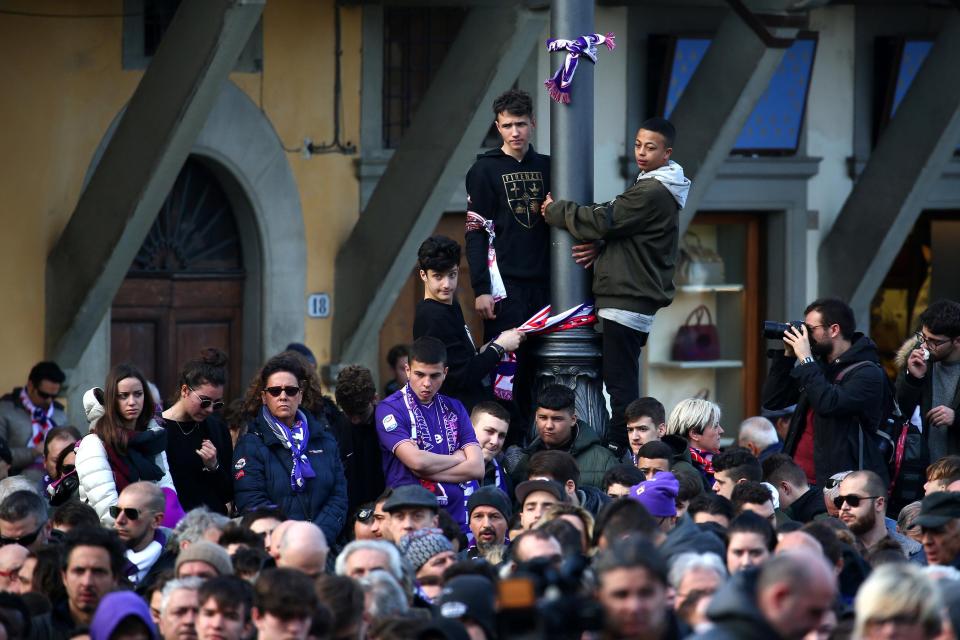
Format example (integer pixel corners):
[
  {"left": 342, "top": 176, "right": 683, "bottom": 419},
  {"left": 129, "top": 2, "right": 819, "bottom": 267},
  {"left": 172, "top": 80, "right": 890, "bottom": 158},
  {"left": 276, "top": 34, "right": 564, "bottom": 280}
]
[{"left": 898, "top": 299, "right": 960, "bottom": 462}]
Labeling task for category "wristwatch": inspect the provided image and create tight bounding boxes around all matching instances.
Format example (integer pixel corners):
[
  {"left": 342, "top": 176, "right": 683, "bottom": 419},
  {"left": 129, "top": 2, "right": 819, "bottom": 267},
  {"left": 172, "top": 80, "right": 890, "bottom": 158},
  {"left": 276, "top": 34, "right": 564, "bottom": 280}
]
[
  {"left": 799, "top": 356, "right": 816, "bottom": 366},
  {"left": 489, "top": 342, "right": 506, "bottom": 359}
]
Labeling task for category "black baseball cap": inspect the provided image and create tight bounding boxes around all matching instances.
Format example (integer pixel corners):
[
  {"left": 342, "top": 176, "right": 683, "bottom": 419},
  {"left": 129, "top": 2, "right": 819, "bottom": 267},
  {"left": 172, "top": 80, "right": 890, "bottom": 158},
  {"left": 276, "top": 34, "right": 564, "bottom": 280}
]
[
  {"left": 382, "top": 484, "right": 439, "bottom": 513},
  {"left": 514, "top": 479, "right": 566, "bottom": 506},
  {"left": 916, "top": 492, "right": 960, "bottom": 528}
]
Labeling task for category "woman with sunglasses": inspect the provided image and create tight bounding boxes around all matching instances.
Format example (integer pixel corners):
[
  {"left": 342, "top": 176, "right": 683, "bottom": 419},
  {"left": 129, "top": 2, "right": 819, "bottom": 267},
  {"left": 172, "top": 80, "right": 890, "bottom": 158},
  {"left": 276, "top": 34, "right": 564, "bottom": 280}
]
[
  {"left": 75, "top": 364, "right": 181, "bottom": 527},
  {"left": 233, "top": 352, "right": 348, "bottom": 544},
  {"left": 160, "top": 348, "right": 234, "bottom": 514}
]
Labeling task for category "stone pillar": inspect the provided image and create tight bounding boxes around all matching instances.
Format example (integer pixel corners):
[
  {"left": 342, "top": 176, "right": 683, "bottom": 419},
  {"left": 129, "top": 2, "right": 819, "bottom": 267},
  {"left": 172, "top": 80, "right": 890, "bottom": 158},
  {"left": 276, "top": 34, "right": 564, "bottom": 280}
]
[{"left": 535, "top": 0, "right": 608, "bottom": 442}]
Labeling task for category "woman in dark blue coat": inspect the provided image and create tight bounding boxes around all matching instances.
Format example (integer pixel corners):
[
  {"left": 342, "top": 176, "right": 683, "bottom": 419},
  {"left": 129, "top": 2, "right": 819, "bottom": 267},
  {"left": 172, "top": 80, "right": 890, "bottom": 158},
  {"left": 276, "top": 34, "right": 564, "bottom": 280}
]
[{"left": 233, "top": 353, "right": 347, "bottom": 543}]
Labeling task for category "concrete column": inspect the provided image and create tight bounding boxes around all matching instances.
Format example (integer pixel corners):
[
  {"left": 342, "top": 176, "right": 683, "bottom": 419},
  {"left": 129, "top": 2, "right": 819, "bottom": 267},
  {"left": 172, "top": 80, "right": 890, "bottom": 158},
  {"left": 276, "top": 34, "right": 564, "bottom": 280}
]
[
  {"left": 536, "top": 0, "right": 607, "bottom": 443},
  {"left": 818, "top": 12, "right": 960, "bottom": 322},
  {"left": 45, "top": 0, "right": 265, "bottom": 369}
]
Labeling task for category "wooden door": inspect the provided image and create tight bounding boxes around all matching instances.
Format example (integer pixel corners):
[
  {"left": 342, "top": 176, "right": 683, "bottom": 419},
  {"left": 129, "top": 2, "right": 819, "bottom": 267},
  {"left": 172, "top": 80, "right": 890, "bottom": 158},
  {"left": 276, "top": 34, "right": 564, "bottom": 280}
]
[{"left": 111, "top": 158, "right": 246, "bottom": 403}]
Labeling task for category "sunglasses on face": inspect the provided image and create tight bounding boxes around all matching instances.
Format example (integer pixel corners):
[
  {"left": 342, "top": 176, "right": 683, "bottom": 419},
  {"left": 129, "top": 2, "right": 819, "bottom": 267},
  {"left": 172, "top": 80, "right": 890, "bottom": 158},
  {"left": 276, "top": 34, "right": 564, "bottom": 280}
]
[
  {"left": 109, "top": 506, "right": 145, "bottom": 521},
  {"left": 190, "top": 388, "right": 224, "bottom": 411},
  {"left": 35, "top": 389, "right": 58, "bottom": 400},
  {"left": 833, "top": 494, "right": 881, "bottom": 509},
  {"left": 0, "top": 525, "right": 44, "bottom": 547},
  {"left": 265, "top": 386, "right": 301, "bottom": 398}
]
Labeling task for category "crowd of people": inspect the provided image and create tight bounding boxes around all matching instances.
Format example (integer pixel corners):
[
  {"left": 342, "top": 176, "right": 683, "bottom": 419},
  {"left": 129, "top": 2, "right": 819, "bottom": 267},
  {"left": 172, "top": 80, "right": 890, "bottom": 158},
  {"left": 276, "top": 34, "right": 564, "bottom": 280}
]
[{"left": 0, "top": 90, "right": 957, "bottom": 640}]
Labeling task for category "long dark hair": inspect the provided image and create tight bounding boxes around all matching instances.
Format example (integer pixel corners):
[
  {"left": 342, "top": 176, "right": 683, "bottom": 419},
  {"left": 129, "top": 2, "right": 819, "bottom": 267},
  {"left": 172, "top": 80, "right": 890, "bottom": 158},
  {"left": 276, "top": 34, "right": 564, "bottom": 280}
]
[
  {"left": 170, "top": 347, "right": 228, "bottom": 404},
  {"left": 96, "top": 364, "right": 156, "bottom": 454}
]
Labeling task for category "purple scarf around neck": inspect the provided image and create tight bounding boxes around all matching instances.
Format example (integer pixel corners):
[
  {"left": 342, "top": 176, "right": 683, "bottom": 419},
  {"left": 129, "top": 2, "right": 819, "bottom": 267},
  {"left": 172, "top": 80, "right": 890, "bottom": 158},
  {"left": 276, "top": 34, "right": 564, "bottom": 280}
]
[{"left": 261, "top": 407, "right": 316, "bottom": 493}]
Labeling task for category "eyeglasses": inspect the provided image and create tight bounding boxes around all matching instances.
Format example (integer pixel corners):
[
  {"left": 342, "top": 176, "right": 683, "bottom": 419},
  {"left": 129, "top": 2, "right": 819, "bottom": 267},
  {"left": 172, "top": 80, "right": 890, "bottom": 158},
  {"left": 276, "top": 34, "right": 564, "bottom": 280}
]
[
  {"left": 190, "top": 388, "right": 224, "bottom": 411},
  {"left": 109, "top": 506, "right": 144, "bottom": 521},
  {"left": 265, "top": 386, "right": 301, "bottom": 398},
  {"left": 914, "top": 331, "right": 952, "bottom": 349},
  {"left": 0, "top": 524, "right": 45, "bottom": 547},
  {"left": 833, "top": 494, "right": 882, "bottom": 509},
  {"left": 35, "top": 389, "right": 58, "bottom": 400}
]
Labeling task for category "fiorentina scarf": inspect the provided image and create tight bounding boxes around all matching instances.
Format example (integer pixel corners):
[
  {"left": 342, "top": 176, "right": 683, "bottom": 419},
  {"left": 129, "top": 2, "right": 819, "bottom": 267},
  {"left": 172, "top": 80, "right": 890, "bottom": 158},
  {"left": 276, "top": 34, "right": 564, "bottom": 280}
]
[
  {"left": 545, "top": 32, "right": 616, "bottom": 104},
  {"left": 20, "top": 388, "right": 56, "bottom": 449},
  {"left": 261, "top": 407, "right": 316, "bottom": 493},
  {"left": 493, "top": 303, "right": 597, "bottom": 400},
  {"left": 401, "top": 385, "right": 463, "bottom": 505},
  {"left": 465, "top": 209, "right": 508, "bottom": 302}
]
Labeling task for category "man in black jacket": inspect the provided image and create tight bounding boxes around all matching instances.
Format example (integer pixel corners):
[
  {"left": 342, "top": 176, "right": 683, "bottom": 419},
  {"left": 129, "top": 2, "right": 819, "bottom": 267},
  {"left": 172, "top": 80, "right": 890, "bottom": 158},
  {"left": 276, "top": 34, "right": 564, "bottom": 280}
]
[
  {"left": 332, "top": 365, "right": 386, "bottom": 516},
  {"left": 762, "top": 454, "right": 826, "bottom": 523},
  {"left": 898, "top": 299, "right": 960, "bottom": 461},
  {"left": 761, "top": 298, "right": 888, "bottom": 488},
  {"left": 693, "top": 550, "right": 835, "bottom": 640},
  {"left": 413, "top": 236, "right": 522, "bottom": 410}
]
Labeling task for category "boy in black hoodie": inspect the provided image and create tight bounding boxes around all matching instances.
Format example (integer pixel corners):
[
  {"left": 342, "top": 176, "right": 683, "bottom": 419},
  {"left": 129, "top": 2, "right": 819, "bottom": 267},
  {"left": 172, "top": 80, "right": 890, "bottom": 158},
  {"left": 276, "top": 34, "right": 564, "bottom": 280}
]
[{"left": 465, "top": 90, "right": 552, "bottom": 439}]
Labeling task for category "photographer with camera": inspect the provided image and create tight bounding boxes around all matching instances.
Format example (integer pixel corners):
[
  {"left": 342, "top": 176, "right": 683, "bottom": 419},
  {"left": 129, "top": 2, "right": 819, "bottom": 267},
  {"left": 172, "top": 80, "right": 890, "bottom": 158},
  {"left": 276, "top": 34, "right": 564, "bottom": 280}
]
[{"left": 761, "top": 298, "right": 889, "bottom": 488}]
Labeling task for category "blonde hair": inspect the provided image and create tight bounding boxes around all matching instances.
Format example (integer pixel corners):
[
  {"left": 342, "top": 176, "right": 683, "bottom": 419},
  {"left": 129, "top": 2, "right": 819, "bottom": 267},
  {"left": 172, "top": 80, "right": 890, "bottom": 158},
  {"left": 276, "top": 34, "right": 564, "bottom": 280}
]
[
  {"left": 537, "top": 502, "right": 595, "bottom": 542},
  {"left": 853, "top": 564, "right": 941, "bottom": 639},
  {"left": 666, "top": 399, "right": 721, "bottom": 440}
]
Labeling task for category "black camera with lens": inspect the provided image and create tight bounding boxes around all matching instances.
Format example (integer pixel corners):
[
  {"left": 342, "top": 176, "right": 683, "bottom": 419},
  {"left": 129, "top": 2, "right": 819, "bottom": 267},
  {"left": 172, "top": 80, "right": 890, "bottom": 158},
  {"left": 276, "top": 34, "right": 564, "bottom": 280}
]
[
  {"left": 496, "top": 554, "right": 603, "bottom": 640},
  {"left": 762, "top": 320, "right": 804, "bottom": 340}
]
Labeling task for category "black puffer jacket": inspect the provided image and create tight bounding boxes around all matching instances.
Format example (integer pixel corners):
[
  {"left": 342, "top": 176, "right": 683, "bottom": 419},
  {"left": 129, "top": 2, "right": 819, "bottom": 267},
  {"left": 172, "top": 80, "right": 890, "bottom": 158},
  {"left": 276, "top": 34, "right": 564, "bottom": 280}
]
[{"left": 762, "top": 334, "right": 889, "bottom": 488}]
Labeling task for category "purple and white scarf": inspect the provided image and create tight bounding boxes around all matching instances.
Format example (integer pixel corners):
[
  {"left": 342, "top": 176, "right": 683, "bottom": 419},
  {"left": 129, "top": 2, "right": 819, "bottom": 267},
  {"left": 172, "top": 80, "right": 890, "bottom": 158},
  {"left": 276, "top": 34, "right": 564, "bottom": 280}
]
[
  {"left": 545, "top": 32, "right": 616, "bottom": 104},
  {"left": 465, "top": 210, "right": 508, "bottom": 302},
  {"left": 20, "top": 387, "right": 56, "bottom": 449},
  {"left": 401, "top": 384, "right": 459, "bottom": 455},
  {"left": 261, "top": 407, "right": 316, "bottom": 493}
]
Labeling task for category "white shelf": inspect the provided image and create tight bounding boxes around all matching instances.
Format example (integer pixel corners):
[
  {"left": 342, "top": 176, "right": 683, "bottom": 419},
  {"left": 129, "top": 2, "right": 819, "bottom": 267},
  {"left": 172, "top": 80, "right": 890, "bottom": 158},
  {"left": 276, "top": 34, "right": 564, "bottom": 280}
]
[
  {"left": 649, "top": 360, "right": 744, "bottom": 369},
  {"left": 678, "top": 283, "right": 744, "bottom": 293}
]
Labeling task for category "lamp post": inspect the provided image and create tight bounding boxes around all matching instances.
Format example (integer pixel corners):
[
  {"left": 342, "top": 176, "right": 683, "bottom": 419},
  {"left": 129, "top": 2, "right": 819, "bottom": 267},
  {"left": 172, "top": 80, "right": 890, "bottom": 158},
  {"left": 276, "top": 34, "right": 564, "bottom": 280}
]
[{"left": 535, "top": 0, "right": 608, "bottom": 441}]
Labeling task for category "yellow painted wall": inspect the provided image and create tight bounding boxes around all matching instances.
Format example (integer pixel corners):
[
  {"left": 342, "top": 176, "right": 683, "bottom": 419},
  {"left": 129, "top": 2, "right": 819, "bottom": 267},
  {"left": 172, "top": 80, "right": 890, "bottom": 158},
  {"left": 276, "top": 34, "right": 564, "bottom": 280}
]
[{"left": 0, "top": 0, "right": 361, "bottom": 391}]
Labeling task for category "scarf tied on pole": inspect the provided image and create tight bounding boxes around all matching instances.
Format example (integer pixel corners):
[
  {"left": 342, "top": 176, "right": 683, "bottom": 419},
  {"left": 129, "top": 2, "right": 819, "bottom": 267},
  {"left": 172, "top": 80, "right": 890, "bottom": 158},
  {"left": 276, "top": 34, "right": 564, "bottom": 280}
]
[
  {"left": 544, "top": 32, "right": 616, "bottom": 104},
  {"left": 493, "top": 303, "right": 597, "bottom": 400}
]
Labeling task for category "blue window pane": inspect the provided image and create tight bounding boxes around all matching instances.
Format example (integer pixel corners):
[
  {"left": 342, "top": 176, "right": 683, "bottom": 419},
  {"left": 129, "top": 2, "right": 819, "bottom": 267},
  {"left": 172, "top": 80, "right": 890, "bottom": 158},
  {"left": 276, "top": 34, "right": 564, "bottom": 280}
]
[
  {"left": 892, "top": 40, "right": 932, "bottom": 115},
  {"left": 664, "top": 39, "right": 711, "bottom": 116},
  {"left": 663, "top": 37, "right": 817, "bottom": 152}
]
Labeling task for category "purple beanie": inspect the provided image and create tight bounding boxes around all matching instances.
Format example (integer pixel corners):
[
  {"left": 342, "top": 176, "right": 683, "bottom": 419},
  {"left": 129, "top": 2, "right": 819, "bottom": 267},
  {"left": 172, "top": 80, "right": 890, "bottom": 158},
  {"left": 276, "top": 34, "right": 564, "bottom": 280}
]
[{"left": 629, "top": 472, "right": 679, "bottom": 517}]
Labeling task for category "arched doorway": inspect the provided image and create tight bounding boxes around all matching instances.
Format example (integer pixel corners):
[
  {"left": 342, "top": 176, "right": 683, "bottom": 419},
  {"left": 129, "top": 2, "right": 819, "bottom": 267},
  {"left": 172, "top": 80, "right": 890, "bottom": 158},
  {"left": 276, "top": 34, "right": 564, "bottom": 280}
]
[{"left": 111, "top": 157, "right": 246, "bottom": 401}]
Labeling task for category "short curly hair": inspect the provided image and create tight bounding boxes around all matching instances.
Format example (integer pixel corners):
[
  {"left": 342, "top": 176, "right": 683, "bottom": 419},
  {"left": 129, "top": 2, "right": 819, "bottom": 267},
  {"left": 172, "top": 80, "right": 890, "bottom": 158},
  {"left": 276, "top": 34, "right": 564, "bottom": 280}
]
[
  {"left": 335, "top": 365, "right": 377, "bottom": 418},
  {"left": 417, "top": 235, "right": 460, "bottom": 274}
]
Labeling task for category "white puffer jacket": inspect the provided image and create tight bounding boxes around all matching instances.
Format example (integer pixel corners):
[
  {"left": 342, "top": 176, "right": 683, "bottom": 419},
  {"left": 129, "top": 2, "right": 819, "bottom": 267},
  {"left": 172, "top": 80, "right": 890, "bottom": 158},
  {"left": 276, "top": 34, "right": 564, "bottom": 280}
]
[{"left": 76, "top": 388, "right": 176, "bottom": 527}]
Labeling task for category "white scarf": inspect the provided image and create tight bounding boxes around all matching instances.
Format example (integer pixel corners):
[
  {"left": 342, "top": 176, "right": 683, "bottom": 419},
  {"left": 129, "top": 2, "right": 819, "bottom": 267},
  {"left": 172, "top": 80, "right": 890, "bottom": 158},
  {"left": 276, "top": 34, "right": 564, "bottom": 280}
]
[
  {"left": 637, "top": 160, "right": 691, "bottom": 209},
  {"left": 126, "top": 540, "right": 163, "bottom": 584}
]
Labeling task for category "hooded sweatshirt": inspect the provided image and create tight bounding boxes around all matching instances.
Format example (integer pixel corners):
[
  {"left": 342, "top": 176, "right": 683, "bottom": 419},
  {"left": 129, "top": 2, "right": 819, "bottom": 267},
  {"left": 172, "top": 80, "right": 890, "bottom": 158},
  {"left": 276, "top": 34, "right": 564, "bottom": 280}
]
[
  {"left": 544, "top": 161, "right": 689, "bottom": 315},
  {"left": 465, "top": 146, "right": 551, "bottom": 295},
  {"left": 89, "top": 591, "right": 159, "bottom": 640}
]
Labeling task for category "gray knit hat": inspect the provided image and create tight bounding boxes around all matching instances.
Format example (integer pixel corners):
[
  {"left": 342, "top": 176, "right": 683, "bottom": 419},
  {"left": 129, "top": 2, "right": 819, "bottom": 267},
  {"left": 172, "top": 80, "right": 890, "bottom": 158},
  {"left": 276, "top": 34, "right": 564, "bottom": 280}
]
[
  {"left": 174, "top": 541, "right": 233, "bottom": 577},
  {"left": 398, "top": 527, "right": 453, "bottom": 571}
]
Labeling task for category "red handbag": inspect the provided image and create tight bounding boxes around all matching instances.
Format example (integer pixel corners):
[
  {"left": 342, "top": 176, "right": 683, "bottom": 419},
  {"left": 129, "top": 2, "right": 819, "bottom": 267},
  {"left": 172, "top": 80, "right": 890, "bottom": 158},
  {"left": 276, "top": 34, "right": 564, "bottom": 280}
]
[{"left": 671, "top": 305, "right": 720, "bottom": 361}]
